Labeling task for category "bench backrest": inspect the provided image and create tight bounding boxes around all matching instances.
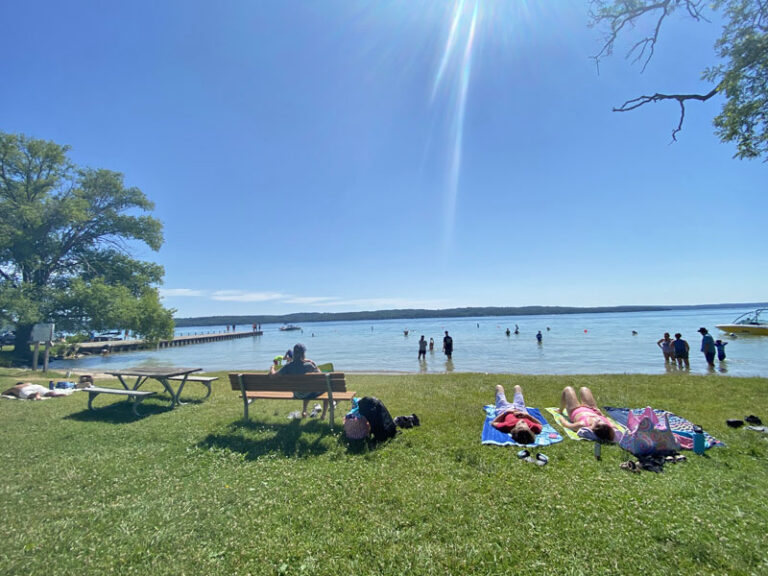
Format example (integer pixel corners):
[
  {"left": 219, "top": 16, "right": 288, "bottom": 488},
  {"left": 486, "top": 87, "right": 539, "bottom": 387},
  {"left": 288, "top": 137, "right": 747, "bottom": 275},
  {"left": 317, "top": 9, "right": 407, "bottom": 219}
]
[{"left": 228, "top": 372, "right": 347, "bottom": 393}]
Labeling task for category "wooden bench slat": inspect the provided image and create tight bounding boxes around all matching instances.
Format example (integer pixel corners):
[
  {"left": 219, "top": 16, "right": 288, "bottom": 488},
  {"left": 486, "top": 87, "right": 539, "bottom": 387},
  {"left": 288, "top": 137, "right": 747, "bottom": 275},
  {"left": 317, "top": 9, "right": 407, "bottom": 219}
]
[{"left": 244, "top": 390, "right": 356, "bottom": 401}]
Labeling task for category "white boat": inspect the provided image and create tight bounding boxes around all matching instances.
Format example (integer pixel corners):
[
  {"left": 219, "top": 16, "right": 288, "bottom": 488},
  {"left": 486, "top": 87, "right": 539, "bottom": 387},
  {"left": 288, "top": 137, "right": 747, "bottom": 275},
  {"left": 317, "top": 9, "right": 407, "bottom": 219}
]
[
  {"left": 279, "top": 324, "right": 302, "bottom": 331},
  {"left": 716, "top": 308, "right": 768, "bottom": 335}
]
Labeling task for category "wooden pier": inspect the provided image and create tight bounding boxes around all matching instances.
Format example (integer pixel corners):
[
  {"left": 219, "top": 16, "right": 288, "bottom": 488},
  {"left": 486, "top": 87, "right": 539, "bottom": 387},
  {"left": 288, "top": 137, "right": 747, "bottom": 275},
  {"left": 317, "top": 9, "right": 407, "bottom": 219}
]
[{"left": 75, "top": 330, "right": 262, "bottom": 355}]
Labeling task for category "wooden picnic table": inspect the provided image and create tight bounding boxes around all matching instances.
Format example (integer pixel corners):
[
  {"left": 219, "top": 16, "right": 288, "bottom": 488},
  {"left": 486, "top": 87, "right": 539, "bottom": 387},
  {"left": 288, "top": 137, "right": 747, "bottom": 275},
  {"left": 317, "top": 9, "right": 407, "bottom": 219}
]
[{"left": 104, "top": 366, "right": 203, "bottom": 408}]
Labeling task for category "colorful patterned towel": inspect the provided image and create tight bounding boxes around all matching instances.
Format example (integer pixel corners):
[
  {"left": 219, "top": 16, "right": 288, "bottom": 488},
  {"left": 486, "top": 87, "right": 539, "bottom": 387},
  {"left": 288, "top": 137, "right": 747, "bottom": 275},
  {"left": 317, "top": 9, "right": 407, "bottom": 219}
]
[
  {"left": 603, "top": 407, "right": 725, "bottom": 451},
  {"left": 544, "top": 407, "right": 626, "bottom": 442},
  {"left": 481, "top": 406, "right": 563, "bottom": 447}
]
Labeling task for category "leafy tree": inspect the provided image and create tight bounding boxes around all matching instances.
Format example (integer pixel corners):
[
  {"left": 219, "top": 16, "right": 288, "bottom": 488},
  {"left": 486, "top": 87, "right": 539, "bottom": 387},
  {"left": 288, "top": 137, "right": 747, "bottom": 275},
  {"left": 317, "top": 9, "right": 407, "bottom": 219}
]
[
  {"left": 0, "top": 131, "right": 174, "bottom": 361},
  {"left": 590, "top": 0, "right": 768, "bottom": 160}
]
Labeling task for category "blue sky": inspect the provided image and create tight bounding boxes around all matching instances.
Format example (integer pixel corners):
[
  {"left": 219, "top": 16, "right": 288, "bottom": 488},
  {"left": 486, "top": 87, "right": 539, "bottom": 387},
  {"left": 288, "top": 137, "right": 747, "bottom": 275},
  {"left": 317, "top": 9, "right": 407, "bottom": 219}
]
[{"left": 2, "top": 1, "right": 765, "bottom": 318}]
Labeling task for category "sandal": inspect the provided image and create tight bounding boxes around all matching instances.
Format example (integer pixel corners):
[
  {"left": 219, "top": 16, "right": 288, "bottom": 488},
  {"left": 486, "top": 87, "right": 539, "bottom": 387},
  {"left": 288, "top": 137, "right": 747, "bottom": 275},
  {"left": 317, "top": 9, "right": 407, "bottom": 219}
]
[
  {"left": 620, "top": 460, "right": 640, "bottom": 473},
  {"left": 517, "top": 449, "right": 530, "bottom": 460},
  {"left": 745, "top": 415, "right": 763, "bottom": 425},
  {"left": 535, "top": 453, "right": 549, "bottom": 466}
]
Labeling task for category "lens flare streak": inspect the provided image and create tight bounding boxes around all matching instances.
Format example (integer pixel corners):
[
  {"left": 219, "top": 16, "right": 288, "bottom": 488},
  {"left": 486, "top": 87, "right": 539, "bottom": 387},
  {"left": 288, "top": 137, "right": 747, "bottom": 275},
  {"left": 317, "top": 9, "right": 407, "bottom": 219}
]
[{"left": 432, "top": 0, "right": 479, "bottom": 250}]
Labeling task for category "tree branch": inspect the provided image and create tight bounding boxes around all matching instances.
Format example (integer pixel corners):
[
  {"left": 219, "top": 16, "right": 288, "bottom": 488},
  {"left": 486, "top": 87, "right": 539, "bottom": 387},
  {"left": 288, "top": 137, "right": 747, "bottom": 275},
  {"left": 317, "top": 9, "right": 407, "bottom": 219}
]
[
  {"left": 613, "top": 87, "right": 720, "bottom": 140},
  {"left": 591, "top": 0, "right": 708, "bottom": 71}
]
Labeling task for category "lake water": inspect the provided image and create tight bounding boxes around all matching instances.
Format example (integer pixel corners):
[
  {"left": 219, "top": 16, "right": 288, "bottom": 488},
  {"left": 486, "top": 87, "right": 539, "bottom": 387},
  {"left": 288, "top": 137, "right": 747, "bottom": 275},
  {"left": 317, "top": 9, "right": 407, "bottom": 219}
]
[{"left": 58, "top": 307, "right": 768, "bottom": 377}]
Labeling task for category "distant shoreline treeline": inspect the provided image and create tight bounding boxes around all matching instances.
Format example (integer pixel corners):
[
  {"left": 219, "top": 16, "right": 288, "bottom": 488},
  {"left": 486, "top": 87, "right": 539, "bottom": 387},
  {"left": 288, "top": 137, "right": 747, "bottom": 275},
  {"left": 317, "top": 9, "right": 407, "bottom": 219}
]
[{"left": 173, "top": 302, "right": 767, "bottom": 328}]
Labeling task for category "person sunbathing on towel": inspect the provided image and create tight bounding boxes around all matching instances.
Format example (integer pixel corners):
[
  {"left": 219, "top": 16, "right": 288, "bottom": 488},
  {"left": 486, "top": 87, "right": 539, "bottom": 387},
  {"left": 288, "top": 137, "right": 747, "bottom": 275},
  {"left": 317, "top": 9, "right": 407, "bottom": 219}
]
[
  {"left": 558, "top": 386, "right": 615, "bottom": 442},
  {"left": 2, "top": 382, "right": 67, "bottom": 400},
  {"left": 491, "top": 384, "right": 543, "bottom": 445}
]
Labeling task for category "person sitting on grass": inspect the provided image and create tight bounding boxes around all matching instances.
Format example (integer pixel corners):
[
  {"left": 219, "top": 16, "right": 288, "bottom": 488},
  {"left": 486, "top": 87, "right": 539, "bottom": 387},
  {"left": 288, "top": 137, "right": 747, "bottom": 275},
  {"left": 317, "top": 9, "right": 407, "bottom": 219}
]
[
  {"left": 269, "top": 343, "right": 327, "bottom": 419},
  {"left": 490, "top": 384, "right": 543, "bottom": 445},
  {"left": 558, "top": 385, "right": 616, "bottom": 442},
  {"left": 2, "top": 382, "right": 67, "bottom": 400}
]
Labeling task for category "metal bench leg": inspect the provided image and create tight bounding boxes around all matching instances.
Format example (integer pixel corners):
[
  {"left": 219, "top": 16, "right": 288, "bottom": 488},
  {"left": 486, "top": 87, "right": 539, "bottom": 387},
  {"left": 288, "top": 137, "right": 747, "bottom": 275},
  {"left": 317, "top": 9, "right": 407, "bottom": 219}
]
[{"left": 87, "top": 392, "right": 100, "bottom": 411}]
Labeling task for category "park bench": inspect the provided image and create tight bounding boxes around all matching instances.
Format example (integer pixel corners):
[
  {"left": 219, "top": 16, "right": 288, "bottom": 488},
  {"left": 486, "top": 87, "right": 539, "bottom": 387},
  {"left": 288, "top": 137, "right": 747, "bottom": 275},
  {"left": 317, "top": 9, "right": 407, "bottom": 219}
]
[
  {"left": 167, "top": 374, "right": 219, "bottom": 400},
  {"left": 228, "top": 372, "right": 355, "bottom": 427},
  {"left": 86, "top": 386, "right": 157, "bottom": 416}
]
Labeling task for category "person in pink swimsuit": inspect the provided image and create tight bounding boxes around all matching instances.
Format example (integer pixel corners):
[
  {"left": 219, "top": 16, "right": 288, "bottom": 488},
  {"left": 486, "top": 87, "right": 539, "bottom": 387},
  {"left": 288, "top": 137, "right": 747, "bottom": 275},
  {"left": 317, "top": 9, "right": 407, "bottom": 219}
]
[{"left": 558, "top": 386, "right": 615, "bottom": 442}]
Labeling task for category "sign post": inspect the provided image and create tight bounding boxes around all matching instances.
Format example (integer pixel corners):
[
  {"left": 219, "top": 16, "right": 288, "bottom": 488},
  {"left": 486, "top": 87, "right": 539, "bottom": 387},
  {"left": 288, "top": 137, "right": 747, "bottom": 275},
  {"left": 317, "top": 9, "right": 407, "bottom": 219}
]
[{"left": 31, "top": 323, "right": 55, "bottom": 372}]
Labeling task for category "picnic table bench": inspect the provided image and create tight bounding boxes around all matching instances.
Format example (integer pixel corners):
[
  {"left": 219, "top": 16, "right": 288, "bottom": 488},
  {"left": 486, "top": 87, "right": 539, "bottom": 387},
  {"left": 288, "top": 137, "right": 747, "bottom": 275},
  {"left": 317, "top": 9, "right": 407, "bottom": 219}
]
[
  {"left": 167, "top": 374, "right": 218, "bottom": 400},
  {"left": 86, "top": 386, "right": 157, "bottom": 416},
  {"left": 228, "top": 372, "right": 355, "bottom": 427}
]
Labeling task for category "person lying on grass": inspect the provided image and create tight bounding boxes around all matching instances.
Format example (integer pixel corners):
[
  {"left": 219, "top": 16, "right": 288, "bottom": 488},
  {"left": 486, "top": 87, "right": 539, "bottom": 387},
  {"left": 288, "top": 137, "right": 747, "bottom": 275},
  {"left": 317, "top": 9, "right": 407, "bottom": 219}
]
[
  {"left": 2, "top": 383, "right": 68, "bottom": 400},
  {"left": 558, "top": 385, "right": 616, "bottom": 442},
  {"left": 269, "top": 342, "right": 328, "bottom": 419},
  {"left": 491, "top": 384, "right": 543, "bottom": 444}
]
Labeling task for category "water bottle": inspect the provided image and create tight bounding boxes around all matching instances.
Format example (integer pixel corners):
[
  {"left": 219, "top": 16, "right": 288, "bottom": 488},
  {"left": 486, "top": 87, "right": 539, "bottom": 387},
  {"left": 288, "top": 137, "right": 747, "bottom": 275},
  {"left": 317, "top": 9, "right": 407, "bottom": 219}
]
[
  {"left": 693, "top": 425, "right": 705, "bottom": 455},
  {"left": 49, "top": 380, "right": 55, "bottom": 390},
  {"left": 594, "top": 442, "right": 602, "bottom": 461}
]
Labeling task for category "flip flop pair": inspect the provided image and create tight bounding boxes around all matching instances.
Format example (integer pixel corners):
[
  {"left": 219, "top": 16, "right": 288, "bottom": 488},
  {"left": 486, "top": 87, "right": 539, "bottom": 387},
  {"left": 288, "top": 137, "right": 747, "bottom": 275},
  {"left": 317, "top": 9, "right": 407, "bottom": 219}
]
[{"left": 517, "top": 450, "right": 548, "bottom": 466}]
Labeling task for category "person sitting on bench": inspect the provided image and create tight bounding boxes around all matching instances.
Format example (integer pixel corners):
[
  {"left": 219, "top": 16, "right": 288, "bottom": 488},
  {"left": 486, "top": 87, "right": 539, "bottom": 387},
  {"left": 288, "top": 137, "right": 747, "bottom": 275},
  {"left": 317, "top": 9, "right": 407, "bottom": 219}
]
[
  {"left": 269, "top": 343, "right": 327, "bottom": 418},
  {"left": 490, "top": 384, "right": 542, "bottom": 444}
]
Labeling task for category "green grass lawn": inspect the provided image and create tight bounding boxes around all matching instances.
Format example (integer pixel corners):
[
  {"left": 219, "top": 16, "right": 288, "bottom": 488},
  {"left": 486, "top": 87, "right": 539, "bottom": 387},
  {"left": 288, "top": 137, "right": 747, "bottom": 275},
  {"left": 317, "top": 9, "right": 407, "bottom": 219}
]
[{"left": 1, "top": 369, "right": 767, "bottom": 575}]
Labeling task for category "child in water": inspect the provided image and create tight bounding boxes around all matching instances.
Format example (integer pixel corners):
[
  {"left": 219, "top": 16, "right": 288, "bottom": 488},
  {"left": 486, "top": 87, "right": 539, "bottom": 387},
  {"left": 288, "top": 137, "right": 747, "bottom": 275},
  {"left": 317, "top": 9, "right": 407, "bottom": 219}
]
[{"left": 714, "top": 340, "right": 727, "bottom": 361}]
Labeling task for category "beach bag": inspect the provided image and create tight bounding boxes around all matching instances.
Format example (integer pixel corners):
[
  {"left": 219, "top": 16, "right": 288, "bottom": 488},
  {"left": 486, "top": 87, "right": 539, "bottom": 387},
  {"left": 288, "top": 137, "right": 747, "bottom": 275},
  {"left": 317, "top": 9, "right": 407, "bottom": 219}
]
[
  {"left": 620, "top": 407, "right": 680, "bottom": 457},
  {"left": 344, "top": 398, "right": 371, "bottom": 440},
  {"left": 344, "top": 414, "right": 371, "bottom": 440},
  {"left": 357, "top": 396, "right": 397, "bottom": 442}
]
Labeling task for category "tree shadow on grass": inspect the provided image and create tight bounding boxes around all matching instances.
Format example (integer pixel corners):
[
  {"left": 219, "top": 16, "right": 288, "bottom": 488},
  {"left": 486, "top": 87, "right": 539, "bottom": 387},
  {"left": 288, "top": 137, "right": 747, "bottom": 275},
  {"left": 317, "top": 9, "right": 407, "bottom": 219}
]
[
  {"left": 198, "top": 418, "right": 342, "bottom": 459},
  {"left": 65, "top": 398, "right": 173, "bottom": 424}
]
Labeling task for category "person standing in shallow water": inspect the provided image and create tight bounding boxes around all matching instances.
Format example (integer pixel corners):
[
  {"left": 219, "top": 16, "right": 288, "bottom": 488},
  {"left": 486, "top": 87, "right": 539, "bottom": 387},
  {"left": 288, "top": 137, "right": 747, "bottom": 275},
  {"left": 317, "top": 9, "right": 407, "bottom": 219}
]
[
  {"left": 418, "top": 335, "right": 427, "bottom": 360},
  {"left": 698, "top": 327, "right": 716, "bottom": 368},
  {"left": 715, "top": 339, "right": 727, "bottom": 362},
  {"left": 673, "top": 333, "right": 690, "bottom": 369},
  {"left": 429, "top": 338, "right": 434, "bottom": 352},
  {"left": 442, "top": 331, "right": 453, "bottom": 359},
  {"left": 657, "top": 332, "right": 675, "bottom": 364}
]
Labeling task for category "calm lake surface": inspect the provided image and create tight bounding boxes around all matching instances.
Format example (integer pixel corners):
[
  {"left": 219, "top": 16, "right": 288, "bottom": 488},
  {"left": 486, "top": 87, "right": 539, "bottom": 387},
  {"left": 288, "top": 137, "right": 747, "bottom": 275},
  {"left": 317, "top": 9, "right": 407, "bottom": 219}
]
[{"left": 59, "top": 307, "right": 768, "bottom": 377}]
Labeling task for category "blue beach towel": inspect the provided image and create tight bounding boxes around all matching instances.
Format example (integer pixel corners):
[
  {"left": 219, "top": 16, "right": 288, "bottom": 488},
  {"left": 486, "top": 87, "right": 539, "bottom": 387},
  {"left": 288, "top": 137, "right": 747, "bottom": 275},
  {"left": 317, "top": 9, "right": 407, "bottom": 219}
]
[{"left": 481, "top": 405, "right": 563, "bottom": 447}]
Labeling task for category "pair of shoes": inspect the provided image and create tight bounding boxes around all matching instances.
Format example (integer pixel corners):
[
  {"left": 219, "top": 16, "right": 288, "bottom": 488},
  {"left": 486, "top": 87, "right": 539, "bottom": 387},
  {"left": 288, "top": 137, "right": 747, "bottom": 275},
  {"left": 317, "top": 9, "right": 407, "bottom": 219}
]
[
  {"left": 745, "top": 415, "right": 762, "bottom": 425},
  {"left": 308, "top": 403, "right": 322, "bottom": 418},
  {"left": 394, "top": 414, "right": 421, "bottom": 429},
  {"left": 287, "top": 410, "right": 302, "bottom": 420},
  {"left": 394, "top": 416, "right": 412, "bottom": 428},
  {"left": 518, "top": 450, "right": 548, "bottom": 466},
  {"left": 664, "top": 454, "right": 686, "bottom": 463},
  {"left": 620, "top": 460, "right": 640, "bottom": 473}
]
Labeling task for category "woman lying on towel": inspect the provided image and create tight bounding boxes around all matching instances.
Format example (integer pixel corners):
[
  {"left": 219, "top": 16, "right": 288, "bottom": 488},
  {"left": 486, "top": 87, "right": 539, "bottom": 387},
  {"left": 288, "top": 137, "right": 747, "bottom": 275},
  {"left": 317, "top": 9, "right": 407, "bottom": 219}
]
[
  {"left": 491, "top": 385, "right": 543, "bottom": 445},
  {"left": 559, "top": 386, "right": 616, "bottom": 442},
  {"left": 2, "top": 382, "right": 68, "bottom": 400}
]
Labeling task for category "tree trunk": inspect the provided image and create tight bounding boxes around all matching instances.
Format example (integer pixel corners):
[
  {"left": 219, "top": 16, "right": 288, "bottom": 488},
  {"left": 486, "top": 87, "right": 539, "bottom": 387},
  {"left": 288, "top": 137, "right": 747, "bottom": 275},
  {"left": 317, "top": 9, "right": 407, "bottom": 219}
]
[{"left": 12, "top": 324, "right": 33, "bottom": 364}]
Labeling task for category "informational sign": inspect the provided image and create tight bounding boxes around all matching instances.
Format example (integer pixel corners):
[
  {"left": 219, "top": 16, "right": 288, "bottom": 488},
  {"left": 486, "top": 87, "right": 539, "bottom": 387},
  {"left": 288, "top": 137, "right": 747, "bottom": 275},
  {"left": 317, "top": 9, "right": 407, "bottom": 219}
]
[{"left": 31, "top": 323, "right": 54, "bottom": 343}]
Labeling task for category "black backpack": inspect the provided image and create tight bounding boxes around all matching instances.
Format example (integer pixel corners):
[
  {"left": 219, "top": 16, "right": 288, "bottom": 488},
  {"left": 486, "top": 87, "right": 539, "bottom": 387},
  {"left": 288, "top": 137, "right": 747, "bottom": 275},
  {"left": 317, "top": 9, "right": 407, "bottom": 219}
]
[{"left": 357, "top": 396, "right": 397, "bottom": 442}]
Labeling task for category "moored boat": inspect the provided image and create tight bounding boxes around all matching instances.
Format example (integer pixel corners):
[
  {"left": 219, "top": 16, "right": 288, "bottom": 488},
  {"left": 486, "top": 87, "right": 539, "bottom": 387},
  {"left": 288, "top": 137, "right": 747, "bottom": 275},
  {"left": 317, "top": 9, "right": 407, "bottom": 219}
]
[
  {"left": 279, "top": 324, "right": 302, "bottom": 331},
  {"left": 716, "top": 308, "right": 768, "bottom": 335}
]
